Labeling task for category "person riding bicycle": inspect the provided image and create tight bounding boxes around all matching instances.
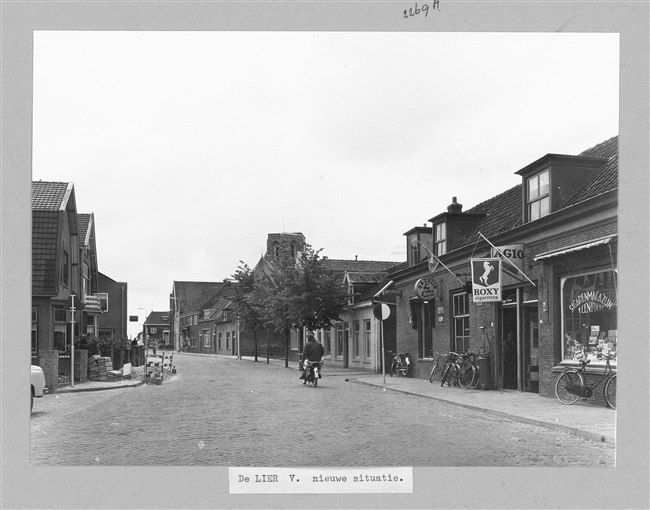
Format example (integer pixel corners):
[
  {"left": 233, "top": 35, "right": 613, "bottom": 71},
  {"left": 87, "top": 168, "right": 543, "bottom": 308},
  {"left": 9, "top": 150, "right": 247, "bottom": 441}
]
[{"left": 299, "top": 332, "right": 324, "bottom": 380}]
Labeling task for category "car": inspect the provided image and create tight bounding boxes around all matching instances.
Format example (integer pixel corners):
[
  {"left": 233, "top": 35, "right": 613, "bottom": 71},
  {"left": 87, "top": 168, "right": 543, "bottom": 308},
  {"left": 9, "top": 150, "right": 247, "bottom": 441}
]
[{"left": 31, "top": 365, "right": 47, "bottom": 412}]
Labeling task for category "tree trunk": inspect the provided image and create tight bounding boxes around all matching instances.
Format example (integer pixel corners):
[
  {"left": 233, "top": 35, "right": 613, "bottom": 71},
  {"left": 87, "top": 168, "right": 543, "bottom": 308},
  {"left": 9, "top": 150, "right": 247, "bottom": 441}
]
[
  {"left": 285, "top": 328, "right": 289, "bottom": 368},
  {"left": 253, "top": 331, "right": 258, "bottom": 362},
  {"left": 266, "top": 331, "right": 270, "bottom": 364}
]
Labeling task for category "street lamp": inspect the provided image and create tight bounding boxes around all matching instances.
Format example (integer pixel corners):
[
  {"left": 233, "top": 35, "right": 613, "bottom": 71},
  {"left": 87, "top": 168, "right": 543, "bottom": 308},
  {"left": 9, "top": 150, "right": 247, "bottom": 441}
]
[{"left": 170, "top": 296, "right": 180, "bottom": 352}]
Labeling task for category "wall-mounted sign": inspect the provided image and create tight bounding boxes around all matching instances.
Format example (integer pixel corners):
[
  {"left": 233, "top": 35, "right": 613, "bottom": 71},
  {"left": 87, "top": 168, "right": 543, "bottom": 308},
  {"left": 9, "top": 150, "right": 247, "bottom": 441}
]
[
  {"left": 414, "top": 276, "right": 439, "bottom": 299},
  {"left": 470, "top": 258, "right": 502, "bottom": 302}
]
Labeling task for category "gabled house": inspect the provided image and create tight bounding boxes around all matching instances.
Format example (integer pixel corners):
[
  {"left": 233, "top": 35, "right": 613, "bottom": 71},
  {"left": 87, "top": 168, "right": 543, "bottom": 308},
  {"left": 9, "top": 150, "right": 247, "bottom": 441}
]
[
  {"left": 316, "top": 258, "right": 400, "bottom": 372},
  {"left": 32, "top": 181, "right": 83, "bottom": 355},
  {"left": 143, "top": 311, "right": 171, "bottom": 348},
  {"left": 389, "top": 135, "right": 618, "bottom": 403},
  {"left": 170, "top": 281, "right": 224, "bottom": 351},
  {"left": 32, "top": 181, "right": 113, "bottom": 389}
]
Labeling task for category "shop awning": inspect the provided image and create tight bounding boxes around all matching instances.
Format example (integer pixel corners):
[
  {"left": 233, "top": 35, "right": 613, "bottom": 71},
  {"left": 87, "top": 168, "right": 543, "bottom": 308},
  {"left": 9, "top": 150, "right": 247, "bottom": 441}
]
[{"left": 533, "top": 236, "right": 614, "bottom": 261}]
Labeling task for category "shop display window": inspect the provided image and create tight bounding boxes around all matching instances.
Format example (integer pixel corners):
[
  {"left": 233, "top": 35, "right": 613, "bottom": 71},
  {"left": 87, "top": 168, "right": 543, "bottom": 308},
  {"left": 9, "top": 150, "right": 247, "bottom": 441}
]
[{"left": 561, "top": 270, "right": 617, "bottom": 363}]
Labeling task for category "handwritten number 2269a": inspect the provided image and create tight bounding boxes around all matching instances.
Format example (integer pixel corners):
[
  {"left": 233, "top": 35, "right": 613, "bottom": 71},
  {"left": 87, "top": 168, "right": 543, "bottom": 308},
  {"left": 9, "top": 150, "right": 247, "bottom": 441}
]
[{"left": 404, "top": 1, "right": 439, "bottom": 18}]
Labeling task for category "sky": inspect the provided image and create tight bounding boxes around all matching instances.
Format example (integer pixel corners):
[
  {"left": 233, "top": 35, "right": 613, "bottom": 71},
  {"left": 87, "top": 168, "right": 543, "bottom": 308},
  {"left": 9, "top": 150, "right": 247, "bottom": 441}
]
[{"left": 31, "top": 31, "right": 619, "bottom": 339}]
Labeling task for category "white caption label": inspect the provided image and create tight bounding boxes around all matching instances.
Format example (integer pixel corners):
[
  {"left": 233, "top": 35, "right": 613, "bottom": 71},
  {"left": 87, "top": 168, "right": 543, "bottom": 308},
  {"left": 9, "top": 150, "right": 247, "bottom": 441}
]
[{"left": 229, "top": 467, "right": 413, "bottom": 494}]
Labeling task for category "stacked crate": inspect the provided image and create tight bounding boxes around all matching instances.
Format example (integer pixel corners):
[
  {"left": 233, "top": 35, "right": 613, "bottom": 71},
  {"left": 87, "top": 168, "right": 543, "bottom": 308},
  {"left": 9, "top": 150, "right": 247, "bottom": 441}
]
[
  {"left": 97, "top": 357, "right": 113, "bottom": 381},
  {"left": 87, "top": 355, "right": 101, "bottom": 380}
]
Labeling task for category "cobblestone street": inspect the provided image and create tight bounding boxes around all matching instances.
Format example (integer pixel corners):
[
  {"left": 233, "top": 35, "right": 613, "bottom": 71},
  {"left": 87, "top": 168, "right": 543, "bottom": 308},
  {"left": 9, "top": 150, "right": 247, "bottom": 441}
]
[{"left": 30, "top": 354, "right": 615, "bottom": 467}]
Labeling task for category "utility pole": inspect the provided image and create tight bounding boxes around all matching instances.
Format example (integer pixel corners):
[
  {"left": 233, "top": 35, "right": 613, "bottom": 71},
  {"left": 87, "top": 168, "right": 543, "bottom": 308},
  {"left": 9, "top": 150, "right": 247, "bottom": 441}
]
[{"left": 70, "top": 294, "right": 76, "bottom": 388}]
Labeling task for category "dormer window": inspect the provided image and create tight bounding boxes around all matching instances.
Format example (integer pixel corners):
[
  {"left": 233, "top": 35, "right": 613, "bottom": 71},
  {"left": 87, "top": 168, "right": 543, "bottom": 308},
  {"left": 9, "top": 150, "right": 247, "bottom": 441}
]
[
  {"left": 434, "top": 223, "right": 447, "bottom": 256},
  {"left": 408, "top": 235, "right": 419, "bottom": 266},
  {"left": 527, "top": 169, "right": 550, "bottom": 221}
]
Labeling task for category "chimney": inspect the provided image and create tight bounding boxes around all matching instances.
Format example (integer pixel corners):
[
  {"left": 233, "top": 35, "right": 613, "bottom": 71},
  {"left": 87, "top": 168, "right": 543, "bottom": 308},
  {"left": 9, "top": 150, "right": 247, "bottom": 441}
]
[{"left": 447, "top": 197, "right": 462, "bottom": 214}]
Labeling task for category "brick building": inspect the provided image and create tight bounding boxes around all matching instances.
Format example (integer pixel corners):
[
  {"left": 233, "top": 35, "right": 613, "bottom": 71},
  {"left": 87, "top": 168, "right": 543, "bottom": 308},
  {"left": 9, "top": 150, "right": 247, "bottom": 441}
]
[{"left": 388, "top": 135, "right": 618, "bottom": 402}]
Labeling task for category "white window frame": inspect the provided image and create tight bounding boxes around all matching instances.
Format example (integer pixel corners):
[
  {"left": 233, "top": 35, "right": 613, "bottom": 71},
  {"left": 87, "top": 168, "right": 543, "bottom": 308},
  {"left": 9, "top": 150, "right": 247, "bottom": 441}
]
[
  {"left": 434, "top": 223, "right": 447, "bottom": 256},
  {"left": 527, "top": 169, "right": 550, "bottom": 221},
  {"left": 364, "top": 319, "right": 371, "bottom": 359}
]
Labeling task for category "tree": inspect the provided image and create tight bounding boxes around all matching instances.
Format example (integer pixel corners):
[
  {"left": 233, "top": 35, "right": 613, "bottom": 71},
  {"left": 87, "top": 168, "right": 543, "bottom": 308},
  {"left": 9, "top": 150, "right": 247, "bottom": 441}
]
[
  {"left": 229, "top": 262, "right": 266, "bottom": 362},
  {"left": 260, "top": 243, "right": 348, "bottom": 366}
]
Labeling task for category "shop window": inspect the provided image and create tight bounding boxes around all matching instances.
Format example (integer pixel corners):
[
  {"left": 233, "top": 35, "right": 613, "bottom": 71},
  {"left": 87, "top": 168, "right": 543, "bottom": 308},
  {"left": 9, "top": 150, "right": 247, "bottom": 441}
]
[
  {"left": 434, "top": 222, "right": 447, "bottom": 256},
  {"left": 226, "top": 331, "right": 231, "bottom": 350},
  {"left": 218, "top": 332, "right": 223, "bottom": 349},
  {"left": 527, "top": 169, "right": 550, "bottom": 221},
  {"left": 452, "top": 293, "right": 470, "bottom": 352},
  {"left": 561, "top": 270, "right": 617, "bottom": 363}
]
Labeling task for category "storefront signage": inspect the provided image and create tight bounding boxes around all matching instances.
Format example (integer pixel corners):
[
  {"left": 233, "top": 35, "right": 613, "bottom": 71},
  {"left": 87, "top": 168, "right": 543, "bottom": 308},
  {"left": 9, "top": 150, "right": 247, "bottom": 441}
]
[
  {"left": 414, "top": 276, "right": 439, "bottom": 299},
  {"left": 569, "top": 291, "right": 615, "bottom": 313},
  {"left": 491, "top": 244, "right": 524, "bottom": 273},
  {"left": 470, "top": 258, "right": 502, "bottom": 302}
]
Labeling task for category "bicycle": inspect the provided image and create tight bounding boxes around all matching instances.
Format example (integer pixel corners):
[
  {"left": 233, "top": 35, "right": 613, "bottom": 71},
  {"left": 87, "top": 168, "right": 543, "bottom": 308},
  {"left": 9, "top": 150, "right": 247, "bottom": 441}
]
[
  {"left": 439, "top": 352, "right": 461, "bottom": 387},
  {"left": 387, "top": 350, "right": 411, "bottom": 377},
  {"left": 429, "top": 350, "right": 445, "bottom": 383},
  {"left": 554, "top": 351, "right": 616, "bottom": 409},
  {"left": 461, "top": 351, "right": 480, "bottom": 390}
]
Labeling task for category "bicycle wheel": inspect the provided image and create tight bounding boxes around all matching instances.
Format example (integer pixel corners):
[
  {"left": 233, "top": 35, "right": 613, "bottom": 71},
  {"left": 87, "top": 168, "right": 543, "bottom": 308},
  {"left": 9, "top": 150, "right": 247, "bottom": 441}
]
[
  {"left": 440, "top": 364, "right": 451, "bottom": 387},
  {"left": 555, "top": 370, "right": 584, "bottom": 405},
  {"left": 429, "top": 363, "right": 441, "bottom": 383},
  {"left": 448, "top": 365, "right": 460, "bottom": 387},
  {"left": 470, "top": 363, "right": 480, "bottom": 389},
  {"left": 399, "top": 362, "right": 409, "bottom": 377},
  {"left": 389, "top": 360, "right": 397, "bottom": 377},
  {"left": 458, "top": 362, "right": 475, "bottom": 389},
  {"left": 604, "top": 373, "right": 616, "bottom": 409}
]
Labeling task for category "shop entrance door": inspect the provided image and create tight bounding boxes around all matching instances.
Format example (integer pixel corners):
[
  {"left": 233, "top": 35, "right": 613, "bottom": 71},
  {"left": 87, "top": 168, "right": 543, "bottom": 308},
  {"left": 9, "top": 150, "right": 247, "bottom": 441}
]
[
  {"left": 523, "top": 307, "right": 539, "bottom": 393},
  {"left": 500, "top": 306, "right": 518, "bottom": 390}
]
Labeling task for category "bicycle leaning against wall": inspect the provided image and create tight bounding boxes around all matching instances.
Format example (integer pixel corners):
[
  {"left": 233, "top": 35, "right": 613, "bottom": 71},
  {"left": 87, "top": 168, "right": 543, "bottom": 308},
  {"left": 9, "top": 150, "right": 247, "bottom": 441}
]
[{"left": 554, "top": 350, "right": 616, "bottom": 409}]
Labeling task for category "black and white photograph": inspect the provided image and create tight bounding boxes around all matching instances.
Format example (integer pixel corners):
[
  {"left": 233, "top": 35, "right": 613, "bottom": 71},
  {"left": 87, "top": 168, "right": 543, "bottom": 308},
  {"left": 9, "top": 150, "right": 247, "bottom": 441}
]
[{"left": 2, "top": 1, "right": 649, "bottom": 509}]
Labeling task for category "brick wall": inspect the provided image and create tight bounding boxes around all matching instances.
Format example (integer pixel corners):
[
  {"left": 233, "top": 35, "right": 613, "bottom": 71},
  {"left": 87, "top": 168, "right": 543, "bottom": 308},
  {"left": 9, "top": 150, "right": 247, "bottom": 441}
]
[{"left": 39, "top": 350, "right": 59, "bottom": 393}]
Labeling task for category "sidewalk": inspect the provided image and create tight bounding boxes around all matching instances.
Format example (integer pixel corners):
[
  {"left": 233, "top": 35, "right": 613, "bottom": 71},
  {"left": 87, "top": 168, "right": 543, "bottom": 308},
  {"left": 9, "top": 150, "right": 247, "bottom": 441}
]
[
  {"left": 56, "top": 354, "right": 616, "bottom": 446},
  {"left": 252, "top": 356, "right": 616, "bottom": 446}
]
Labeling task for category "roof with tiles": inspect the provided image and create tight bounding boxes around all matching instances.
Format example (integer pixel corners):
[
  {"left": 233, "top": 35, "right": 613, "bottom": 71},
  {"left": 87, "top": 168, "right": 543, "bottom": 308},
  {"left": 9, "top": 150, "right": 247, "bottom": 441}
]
[
  {"left": 78, "top": 213, "right": 91, "bottom": 241},
  {"left": 184, "top": 282, "right": 230, "bottom": 314},
  {"left": 172, "top": 281, "right": 224, "bottom": 313},
  {"left": 451, "top": 135, "right": 618, "bottom": 252},
  {"left": 32, "top": 211, "right": 60, "bottom": 295},
  {"left": 144, "top": 311, "right": 170, "bottom": 326},
  {"left": 321, "top": 259, "right": 401, "bottom": 275},
  {"left": 564, "top": 135, "right": 618, "bottom": 207},
  {"left": 345, "top": 271, "right": 389, "bottom": 284},
  {"left": 32, "top": 181, "right": 77, "bottom": 296},
  {"left": 453, "top": 185, "right": 523, "bottom": 249},
  {"left": 32, "top": 181, "right": 73, "bottom": 211}
]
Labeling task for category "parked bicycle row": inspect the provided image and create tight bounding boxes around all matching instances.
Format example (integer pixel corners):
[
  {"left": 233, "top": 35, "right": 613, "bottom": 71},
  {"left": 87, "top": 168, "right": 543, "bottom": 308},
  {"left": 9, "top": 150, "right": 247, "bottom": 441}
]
[{"left": 388, "top": 346, "right": 616, "bottom": 410}]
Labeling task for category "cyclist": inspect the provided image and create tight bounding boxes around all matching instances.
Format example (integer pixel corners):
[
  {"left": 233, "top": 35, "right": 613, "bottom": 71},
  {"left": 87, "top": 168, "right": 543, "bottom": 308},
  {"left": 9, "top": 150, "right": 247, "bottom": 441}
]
[{"left": 299, "top": 332, "right": 324, "bottom": 380}]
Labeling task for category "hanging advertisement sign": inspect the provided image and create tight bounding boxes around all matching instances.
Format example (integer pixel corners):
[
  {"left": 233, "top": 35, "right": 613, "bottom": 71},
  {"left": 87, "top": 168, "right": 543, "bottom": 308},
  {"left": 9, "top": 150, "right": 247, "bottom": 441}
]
[
  {"left": 470, "top": 258, "right": 502, "bottom": 302},
  {"left": 491, "top": 244, "right": 524, "bottom": 275},
  {"left": 414, "top": 276, "right": 439, "bottom": 300}
]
